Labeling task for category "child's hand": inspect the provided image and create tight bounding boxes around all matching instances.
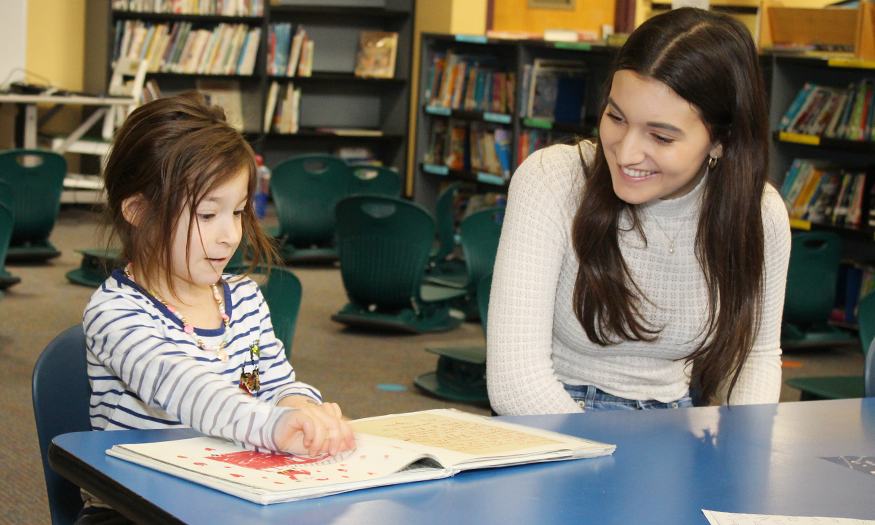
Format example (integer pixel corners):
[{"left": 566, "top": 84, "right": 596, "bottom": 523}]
[{"left": 274, "top": 397, "right": 355, "bottom": 456}]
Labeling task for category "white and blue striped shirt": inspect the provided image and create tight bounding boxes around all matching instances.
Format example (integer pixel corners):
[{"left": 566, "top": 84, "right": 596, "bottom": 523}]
[{"left": 84, "top": 270, "right": 320, "bottom": 452}]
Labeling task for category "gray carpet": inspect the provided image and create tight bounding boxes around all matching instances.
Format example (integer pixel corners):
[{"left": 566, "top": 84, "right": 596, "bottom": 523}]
[{"left": 0, "top": 207, "right": 865, "bottom": 524}]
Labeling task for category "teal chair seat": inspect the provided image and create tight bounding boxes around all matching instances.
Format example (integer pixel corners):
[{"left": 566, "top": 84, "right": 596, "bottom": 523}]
[
  {"left": 786, "top": 290, "right": 875, "bottom": 400},
  {"left": 66, "top": 248, "right": 124, "bottom": 287},
  {"left": 271, "top": 154, "right": 351, "bottom": 264},
  {"left": 781, "top": 231, "right": 855, "bottom": 349},
  {"left": 332, "top": 195, "right": 466, "bottom": 334},
  {"left": 0, "top": 149, "right": 66, "bottom": 262}
]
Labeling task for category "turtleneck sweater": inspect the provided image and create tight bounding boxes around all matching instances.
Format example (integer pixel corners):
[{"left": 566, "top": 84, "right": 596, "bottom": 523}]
[{"left": 486, "top": 141, "right": 791, "bottom": 415}]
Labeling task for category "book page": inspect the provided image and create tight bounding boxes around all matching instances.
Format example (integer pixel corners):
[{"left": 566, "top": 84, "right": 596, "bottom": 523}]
[
  {"left": 350, "top": 412, "right": 564, "bottom": 456},
  {"left": 109, "top": 436, "right": 428, "bottom": 494},
  {"left": 703, "top": 510, "right": 875, "bottom": 525}
]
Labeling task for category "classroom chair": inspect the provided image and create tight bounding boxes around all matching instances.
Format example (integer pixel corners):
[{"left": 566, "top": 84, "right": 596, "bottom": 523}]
[
  {"left": 347, "top": 166, "right": 402, "bottom": 198},
  {"left": 32, "top": 324, "right": 90, "bottom": 525},
  {"left": 423, "top": 182, "right": 467, "bottom": 288},
  {"left": 331, "top": 195, "right": 467, "bottom": 333},
  {"left": 414, "top": 274, "right": 493, "bottom": 404},
  {"left": 456, "top": 206, "right": 504, "bottom": 318},
  {"left": 0, "top": 180, "right": 20, "bottom": 290},
  {"left": 786, "top": 290, "right": 875, "bottom": 400},
  {"left": 269, "top": 154, "right": 351, "bottom": 264},
  {"left": 0, "top": 149, "right": 66, "bottom": 261},
  {"left": 65, "top": 248, "right": 124, "bottom": 287},
  {"left": 780, "top": 231, "right": 855, "bottom": 349},
  {"left": 225, "top": 264, "right": 302, "bottom": 362}
]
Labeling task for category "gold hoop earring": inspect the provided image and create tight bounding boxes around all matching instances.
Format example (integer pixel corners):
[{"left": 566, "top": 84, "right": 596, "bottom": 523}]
[{"left": 708, "top": 156, "right": 718, "bottom": 169}]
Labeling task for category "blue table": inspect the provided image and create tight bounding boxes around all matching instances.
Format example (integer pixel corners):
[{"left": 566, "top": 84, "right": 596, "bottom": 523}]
[{"left": 50, "top": 399, "right": 875, "bottom": 525}]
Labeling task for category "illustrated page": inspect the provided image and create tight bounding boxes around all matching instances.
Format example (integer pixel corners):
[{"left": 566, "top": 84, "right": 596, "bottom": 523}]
[{"left": 110, "top": 436, "right": 428, "bottom": 493}]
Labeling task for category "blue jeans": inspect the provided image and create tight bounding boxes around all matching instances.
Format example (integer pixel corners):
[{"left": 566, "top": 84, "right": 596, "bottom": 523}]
[{"left": 563, "top": 384, "right": 693, "bottom": 412}]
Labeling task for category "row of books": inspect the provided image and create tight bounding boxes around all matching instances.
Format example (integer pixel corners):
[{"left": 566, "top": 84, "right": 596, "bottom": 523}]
[
  {"left": 520, "top": 59, "right": 587, "bottom": 124},
  {"left": 518, "top": 129, "right": 564, "bottom": 166},
  {"left": 263, "top": 81, "right": 301, "bottom": 134},
  {"left": 266, "top": 23, "right": 313, "bottom": 77},
  {"left": 140, "top": 79, "right": 163, "bottom": 104},
  {"left": 447, "top": 181, "right": 506, "bottom": 224},
  {"left": 779, "top": 158, "right": 869, "bottom": 226},
  {"left": 112, "top": 0, "right": 263, "bottom": 16},
  {"left": 426, "top": 120, "right": 511, "bottom": 178},
  {"left": 113, "top": 20, "right": 261, "bottom": 75},
  {"left": 423, "top": 50, "right": 516, "bottom": 114},
  {"left": 779, "top": 80, "right": 875, "bottom": 141}
]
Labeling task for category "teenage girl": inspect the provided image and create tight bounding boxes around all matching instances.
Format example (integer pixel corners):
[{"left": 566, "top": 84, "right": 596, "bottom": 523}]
[
  {"left": 487, "top": 8, "right": 791, "bottom": 415},
  {"left": 80, "top": 92, "right": 354, "bottom": 521}
]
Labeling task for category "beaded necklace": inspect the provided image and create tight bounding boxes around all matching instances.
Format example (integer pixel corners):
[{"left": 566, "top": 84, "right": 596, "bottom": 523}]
[{"left": 124, "top": 263, "right": 231, "bottom": 363}]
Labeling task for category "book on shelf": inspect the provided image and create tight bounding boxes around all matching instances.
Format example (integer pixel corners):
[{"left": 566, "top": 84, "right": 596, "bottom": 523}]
[
  {"left": 113, "top": 20, "right": 260, "bottom": 75},
  {"left": 780, "top": 158, "right": 869, "bottom": 226},
  {"left": 335, "top": 146, "right": 381, "bottom": 166},
  {"left": 111, "top": 0, "right": 264, "bottom": 16},
  {"left": 425, "top": 119, "right": 448, "bottom": 165},
  {"left": 518, "top": 128, "right": 563, "bottom": 166},
  {"left": 297, "top": 40, "right": 314, "bottom": 77},
  {"left": 354, "top": 31, "right": 398, "bottom": 79},
  {"left": 315, "top": 128, "right": 383, "bottom": 136},
  {"left": 780, "top": 80, "right": 875, "bottom": 141},
  {"left": 526, "top": 59, "right": 587, "bottom": 124},
  {"left": 106, "top": 409, "right": 615, "bottom": 505},
  {"left": 140, "top": 79, "right": 163, "bottom": 104},
  {"left": 269, "top": 23, "right": 310, "bottom": 77},
  {"left": 425, "top": 50, "right": 514, "bottom": 114},
  {"left": 287, "top": 26, "right": 307, "bottom": 77},
  {"left": 264, "top": 81, "right": 300, "bottom": 134}
]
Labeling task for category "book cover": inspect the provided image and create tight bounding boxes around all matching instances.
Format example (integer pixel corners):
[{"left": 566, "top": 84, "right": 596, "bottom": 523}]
[
  {"left": 824, "top": 89, "right": 849, "bottom": 138},
  {"left": 425, "top": 119, "right": 448, "bottom": 165},
  {"left": 805, "top": 171, "right": 841, "bottom": 223},
  {"left": 832, "top": 171, "right": 856, "bottom": 225},
  {"left": 787, "top": 86, "right": 825, "bottom": 134},
  {"left": 779, "top": 159, "right": 803, "bottom": 200},
  {"left": 264, "top": 81, "right": 280, "bottom": 133},
  {"left": 106, "top": 409, "right": 615, "bottom": 505},
  {"left": 780, "top": 83, "right": 814, "bottom": 131},
  {"left": 297, "top": 40, "right": 314, "bottom": 77},
  {"left": 791, "top": 165, "right": 822, "bottom": 219},
  {"left": 837, "top": 82, "right": 858, "bottom": 139},
  {"left": 847, "top": 173, "right": 868, "bottom": 226},
  {"left": 445, "top": 122, "right": 468, "bottom": 170},
  {"left": 287, "top": 25, "right": 306, "bottom": 77},
  {"left": 493, "top": 128, "right": 512, "bottom": 178},
  {"left": 354, "top": 31, "right": 398, "bottom": 79},
  {"left": 784, "top": 161, "right": 814, "bottom": 215}
]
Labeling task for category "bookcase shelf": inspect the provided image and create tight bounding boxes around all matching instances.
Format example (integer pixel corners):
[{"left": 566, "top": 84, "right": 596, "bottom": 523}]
[
  {"left": 420, "top": 163, "right": 509, "bottom": 189},
  {"left": 84, "top": 0, "right": 414, "bottom": 174}
]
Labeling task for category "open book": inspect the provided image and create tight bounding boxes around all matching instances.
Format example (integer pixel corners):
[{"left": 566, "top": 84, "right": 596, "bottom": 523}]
[{"left": 106, "top": 409, "right": 615, "bottom": 505}]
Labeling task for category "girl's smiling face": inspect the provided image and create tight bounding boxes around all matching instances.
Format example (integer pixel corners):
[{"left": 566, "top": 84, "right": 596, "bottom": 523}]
[
  {"left": 599, "top": 69, "right": 723, "bottom": 204},
  {"left": 170, "top": 168, "right": 249, "bottom": 293}
]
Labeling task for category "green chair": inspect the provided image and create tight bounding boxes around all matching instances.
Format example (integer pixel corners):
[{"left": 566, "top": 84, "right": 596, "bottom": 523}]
[
  {"left": 331, "top": 195, "right": 466, "bottom": 333},
  {"left": 414, "top": 274, "right": 493, "bottom": 404},
  {"left": 347, "top": 166, "right": 402, "bottom": 198},
  {"left": 786, "top": 291, "right": 875, "bottom": 400},
  {"left": 226, "top": 264, "right": 302, "bottom": 362},
  {"left": 270, "top": 154, "right": 351, "bottom": 264},
  {"left": 0, "top": 180, "right": 20, "bottom": 290},
  {"left": 781, "top": 231, "right": 855, "bottom": 349},
  {"left": 457, "top": 206, "right": 504, "bottom": 317},
  {"left": 424, "top": 182, "right": 467, "bottom": 288},
  {"left": 0, "top": 149, "right": 66, "bottom": 262}
]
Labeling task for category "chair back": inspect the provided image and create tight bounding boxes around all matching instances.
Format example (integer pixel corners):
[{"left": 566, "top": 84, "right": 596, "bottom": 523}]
[
  {"left": 0, "top": 150, "right": 66, "bottom": 244},
  {"left": 478, "top": 274, "right": 493, "bottom": 337},
  {"left": 336, "top": 195, "right": 435, "bottom": 309},
  {"left": 460, "top": 207, "right": 505, "bottom": 291},
  {"left": 102, "top": 57, "right": 149, "bottom": 140},
  {"left": 430, "top": 182, "right": 460, "bottom": 264},
  {"left": 857, "top": 291, "right": 875, "bottom": 357},
  {"left": 271, "top": 155, "right": 351, "bottom": 247},
  {"left": 226, "top": 265, "right": 302, "bottom": 362},
  {"left": 0, "top": 181, "right": 13, "bottom": 272},
  {"left": 348, "top": 166, "right": 402, "bottom": 198},
  {"left": 32, "top": 324, "right": 91, "bottom": 525},
  {"left": 783, "top": 231, "right": 843, "bottom": 327}
]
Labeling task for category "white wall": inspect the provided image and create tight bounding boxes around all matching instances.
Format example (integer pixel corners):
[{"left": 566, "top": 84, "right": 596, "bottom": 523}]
[{"left": 0, "top": 0, "right": 27, "bottom": 87}]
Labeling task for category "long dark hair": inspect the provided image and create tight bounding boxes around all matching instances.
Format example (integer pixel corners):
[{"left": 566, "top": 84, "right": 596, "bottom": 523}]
[
  {"left": 571, "top": 8, "right": 769, "bottom": 404},
  {"left": 102, "top": 91, "right": 278, "bottom": 301}
]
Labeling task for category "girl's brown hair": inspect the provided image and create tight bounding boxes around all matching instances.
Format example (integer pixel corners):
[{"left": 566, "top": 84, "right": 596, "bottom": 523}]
[
  {"left": 571, "top": 8, "right": 769, "bottom": 404},
  {"left": 102, "top": 91, "right": 278, "bottom": 300}
]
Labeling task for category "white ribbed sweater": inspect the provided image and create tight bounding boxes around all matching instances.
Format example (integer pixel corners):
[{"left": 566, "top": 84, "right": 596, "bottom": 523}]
[{"left": 486, "top": 142, "right": 791, "bottom": 415}]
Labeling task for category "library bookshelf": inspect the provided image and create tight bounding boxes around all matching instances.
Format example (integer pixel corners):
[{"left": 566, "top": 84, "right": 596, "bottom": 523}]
[{"left": 83, "top": 0, "right": 414, "bottom": 174}]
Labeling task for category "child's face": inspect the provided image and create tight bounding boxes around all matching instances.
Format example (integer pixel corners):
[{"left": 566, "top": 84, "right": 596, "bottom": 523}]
[
  {"left": 599, "top": 70, "right": 723, "bottom": 205},
  {"left": 171, "top": 168, "right": 249, "bottom": 291}
]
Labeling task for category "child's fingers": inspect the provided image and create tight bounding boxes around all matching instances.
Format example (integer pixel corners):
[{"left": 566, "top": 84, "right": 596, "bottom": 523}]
[{"left": 319, "top": 402, "right": 342, "bottom": 419}]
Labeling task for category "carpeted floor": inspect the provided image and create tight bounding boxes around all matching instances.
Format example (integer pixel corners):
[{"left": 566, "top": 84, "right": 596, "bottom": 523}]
[{"left": 0, "top": 207, "right": 866, "bottom": 524}]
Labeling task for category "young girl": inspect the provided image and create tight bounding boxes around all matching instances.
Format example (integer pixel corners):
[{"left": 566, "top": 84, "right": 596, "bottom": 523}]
[
  {"left": 487, "top": 8, "right": 791, "bottom": 415},
  {"left": 80, "top": 92, "right": 354, "bottom": 519}
]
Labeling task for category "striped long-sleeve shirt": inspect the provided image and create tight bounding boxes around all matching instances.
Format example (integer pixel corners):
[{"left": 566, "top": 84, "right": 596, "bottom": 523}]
[{"left": 84, "top": 270, "right": 320, "bottom": 453}]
